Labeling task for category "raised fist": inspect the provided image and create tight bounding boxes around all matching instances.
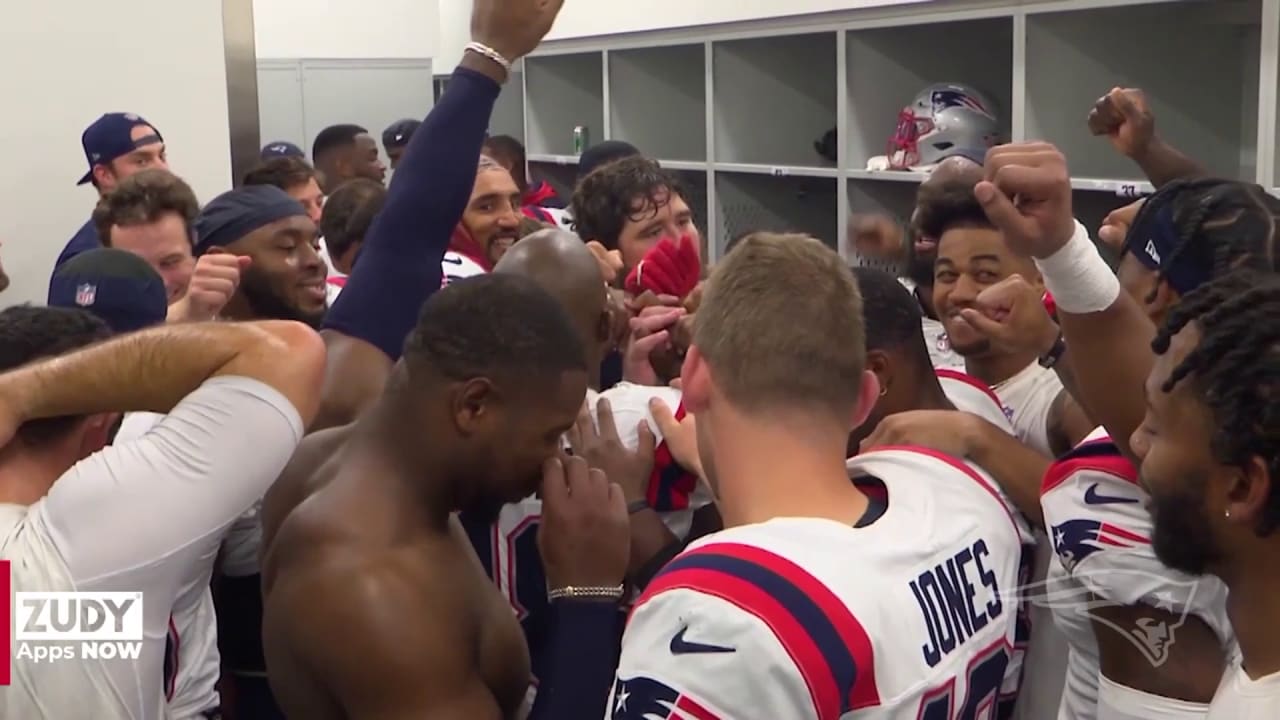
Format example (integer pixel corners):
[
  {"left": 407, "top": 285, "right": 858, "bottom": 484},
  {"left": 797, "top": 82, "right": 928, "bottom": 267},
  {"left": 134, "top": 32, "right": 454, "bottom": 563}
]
[
  {"left": 1087, "top": 87, "right": 1156, "bottom": 159},
  {"left": 471, "top": 0, "right": 566, "bottom": 63},
  {"left": 848, "top": 213, "right": 906, "bottom": 264},
  {"left": 974, "top": 142, "right": 1075, "bottom": 260},
  {"left": 174, "top": 253, "right": 250, "bottom": 322}
]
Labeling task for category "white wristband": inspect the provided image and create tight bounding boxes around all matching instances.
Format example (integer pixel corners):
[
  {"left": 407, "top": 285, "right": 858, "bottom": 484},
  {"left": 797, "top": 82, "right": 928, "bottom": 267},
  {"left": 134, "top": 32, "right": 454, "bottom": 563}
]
[
  {"left": 465, "top": 42, "right": 513, "bottom": 73},
  {"left": 1033, "top": 220, "right": 1121, "bottom": 315}
]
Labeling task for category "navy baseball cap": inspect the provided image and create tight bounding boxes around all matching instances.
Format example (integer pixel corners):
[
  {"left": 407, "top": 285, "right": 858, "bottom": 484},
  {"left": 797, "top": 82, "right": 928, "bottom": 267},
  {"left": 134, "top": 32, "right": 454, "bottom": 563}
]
[
  {"left": 261, "top": 141, "right": 305, "bottom": 159},
  {"left": 382, "top": 119, "right": 421, "bottom": 151},
  {"left": 48, "top": 249, "right": 168, "bottom": 334},
  {"left": 77, "top": 113, "right": 164, "bottom": 186}
]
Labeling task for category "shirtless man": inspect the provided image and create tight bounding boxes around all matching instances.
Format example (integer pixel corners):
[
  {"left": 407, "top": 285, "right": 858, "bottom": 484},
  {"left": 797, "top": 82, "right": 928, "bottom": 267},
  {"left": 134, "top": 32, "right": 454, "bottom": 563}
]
[{"left": 262, "top": 272, "right": 628, "bottom": 719}]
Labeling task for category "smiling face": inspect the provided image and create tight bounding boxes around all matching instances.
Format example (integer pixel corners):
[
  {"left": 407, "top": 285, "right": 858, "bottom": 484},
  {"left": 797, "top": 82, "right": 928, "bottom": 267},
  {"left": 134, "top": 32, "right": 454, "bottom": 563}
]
[
  {"left": 462, "top": 168, "right": 523, "bottom": 265},
  {"left": 932, "top": 224, "right": 1040, "bottom": 357},
  {"left": 225, "top": 215, "right": 327, "bottom": 326},
  {"left": 107, "top": 212, "right": 195, "bottom": 302},
  {"left": 94, "top": 124, "right": 169, "bottom": 194}
]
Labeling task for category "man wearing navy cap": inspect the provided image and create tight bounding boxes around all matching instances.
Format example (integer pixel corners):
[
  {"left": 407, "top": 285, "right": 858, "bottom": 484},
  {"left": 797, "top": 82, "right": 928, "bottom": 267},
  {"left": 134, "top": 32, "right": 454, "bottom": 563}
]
[
  {"left": 48, "top": 248, "right": 169, "bottom": 333},
  {"left": 261, "top": 141, "right": 305, "bottom": 160},
  {"left": 55, "top": 113, "right": 169, "bottom": 270},
  {"left": 382, "top": 119, "right": 420, "bottom": 171}
]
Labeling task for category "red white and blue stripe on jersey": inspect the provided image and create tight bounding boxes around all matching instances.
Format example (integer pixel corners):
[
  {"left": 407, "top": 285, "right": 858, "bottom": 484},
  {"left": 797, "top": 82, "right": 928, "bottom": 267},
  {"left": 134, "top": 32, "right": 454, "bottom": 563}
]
[
  {"left": 632, "top": 542, "right": 880, "bottom": 720},
  {"left": 1041, "top": 434, "right": 1148, "bottom": 572},
  {"left": 649, "top": 401, "right": 699, "bottom": 513}
]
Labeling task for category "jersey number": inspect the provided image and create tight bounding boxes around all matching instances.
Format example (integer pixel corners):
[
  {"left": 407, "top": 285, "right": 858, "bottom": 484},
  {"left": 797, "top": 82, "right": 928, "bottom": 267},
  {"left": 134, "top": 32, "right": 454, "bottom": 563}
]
[
  {"left": 917, "top": 644, "right": 1010, "bottom": 720},
  {"left": 497, "top": 516, "right": 544, "bottom": 622}
]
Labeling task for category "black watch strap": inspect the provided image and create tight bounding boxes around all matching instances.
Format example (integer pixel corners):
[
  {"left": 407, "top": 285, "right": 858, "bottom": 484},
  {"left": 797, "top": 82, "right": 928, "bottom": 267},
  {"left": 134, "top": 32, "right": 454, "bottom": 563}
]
[{"left": 1039, "top": 331, "right": 1067, "bottom": 369}]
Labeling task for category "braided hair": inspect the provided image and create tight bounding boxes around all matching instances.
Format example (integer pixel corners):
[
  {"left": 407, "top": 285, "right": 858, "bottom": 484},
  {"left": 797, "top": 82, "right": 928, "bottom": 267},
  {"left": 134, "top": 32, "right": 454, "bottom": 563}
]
[
  {"left": 1152, "top": 270, "right": 1280, "bottom": 536},
  {"left": 1124, "top": 178, "right": 1280, "bottom": 302}
]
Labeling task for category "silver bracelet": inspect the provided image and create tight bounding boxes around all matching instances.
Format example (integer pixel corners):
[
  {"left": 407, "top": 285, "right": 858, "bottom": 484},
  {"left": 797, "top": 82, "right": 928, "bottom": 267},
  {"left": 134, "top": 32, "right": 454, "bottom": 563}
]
[
  {"left": 465, "top": 41, "right": 513, "bottom": 73},
  {"left": 547, "top": 584, "right": 625, "bottom": 601}
]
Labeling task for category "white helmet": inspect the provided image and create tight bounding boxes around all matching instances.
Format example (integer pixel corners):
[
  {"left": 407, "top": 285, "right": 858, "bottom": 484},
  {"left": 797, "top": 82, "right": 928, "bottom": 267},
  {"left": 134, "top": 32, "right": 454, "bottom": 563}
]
[{"left": 887, "top": 83, "right": 1000, "bottom": 170}]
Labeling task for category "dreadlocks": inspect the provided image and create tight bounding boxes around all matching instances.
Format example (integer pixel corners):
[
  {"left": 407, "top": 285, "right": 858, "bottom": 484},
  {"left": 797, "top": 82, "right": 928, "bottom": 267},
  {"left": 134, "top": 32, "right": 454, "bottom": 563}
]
[
  {"left": 1152, "top": 270, "right": 1280, "bottom": 536},
  {"left": 1125, "top": 178, "right": 1280, "bottom": 303}
]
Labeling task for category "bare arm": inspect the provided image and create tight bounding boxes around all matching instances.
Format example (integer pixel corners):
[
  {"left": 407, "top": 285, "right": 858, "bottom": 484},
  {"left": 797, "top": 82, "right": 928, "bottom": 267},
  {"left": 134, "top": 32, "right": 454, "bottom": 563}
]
[
  {"left": 1047, "top": 388, "right": 1097, "bottom": 457},
  {"left": 0, "top": 320, "right": 323, "bottom": 428},
  {"left": 1056, "top": 297, "right": 1156, "bottom": 461},
  {"left": 312, "top": 333, "right": 393, "bottom": 431},
  {"left": 268, "top": 556, "right": 504, "bottom": 720},
  {"left": 627, "top": 508, "right": 677, "bottom": 578},
  {"left": 1130, "top": 137, "right": 1206, "bottom": 189},
  {"left": 960, "top": 414, "right": 1051, "bottom": 528},
  {"left": 1088, "top": 88, "right": 1206, "bottom": 189}
]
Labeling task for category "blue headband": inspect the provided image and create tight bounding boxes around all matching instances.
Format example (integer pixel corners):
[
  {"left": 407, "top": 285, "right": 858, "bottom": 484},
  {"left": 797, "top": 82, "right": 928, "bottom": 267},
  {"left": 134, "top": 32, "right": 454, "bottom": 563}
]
[
  {"left": 1125, "top": 199, "right": 1211, "bottom": 295},
  {"left": 194, "top": 185, "right": 307, "bottom": 255}
]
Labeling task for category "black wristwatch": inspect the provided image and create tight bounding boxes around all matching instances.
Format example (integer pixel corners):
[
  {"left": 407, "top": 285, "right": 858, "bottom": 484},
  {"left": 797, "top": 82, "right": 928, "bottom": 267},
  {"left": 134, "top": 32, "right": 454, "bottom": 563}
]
[{"left": 1039, "top": 331, "right": 1067, "bottom": 369}]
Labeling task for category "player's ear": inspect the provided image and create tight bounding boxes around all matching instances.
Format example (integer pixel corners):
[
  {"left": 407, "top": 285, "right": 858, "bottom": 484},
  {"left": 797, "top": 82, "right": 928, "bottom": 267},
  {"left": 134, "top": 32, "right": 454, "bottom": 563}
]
[
  {"left": 1147, "top": 279, "right": 1176, "bottom": 317},
  {"left": 1227, "top": 453, "right": 1272, "bottom": 533},
  {"left": 849, "top": 369, "right": 882, "bottom": 432},
  {"left": 678, "top": 345, "right": 712, "bottom": 413},
  {"left": 453, "top": 377, "right": 500, "bottom": 436},
  {"left": 864, "top": 350, "right": 893, "bottom": 399},
  {"left": 76, "top": 412, "right": 118, "bottom": 459}
]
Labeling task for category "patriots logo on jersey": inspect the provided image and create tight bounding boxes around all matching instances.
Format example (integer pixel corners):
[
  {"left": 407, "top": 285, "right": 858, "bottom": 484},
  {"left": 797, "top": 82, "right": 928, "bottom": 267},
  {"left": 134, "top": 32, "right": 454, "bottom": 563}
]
[
  {"left": 610, "top": 676, "right": 721, "bottom": 720},
  {"left": 1051, "top": 519, "right": 1149, "bottom": 571},
  {"left": 930, "top": 89, "right": 994, "bottom": 118},
  {"left": 1027, "top": 571, "right": 1200, "bottom": 668}
]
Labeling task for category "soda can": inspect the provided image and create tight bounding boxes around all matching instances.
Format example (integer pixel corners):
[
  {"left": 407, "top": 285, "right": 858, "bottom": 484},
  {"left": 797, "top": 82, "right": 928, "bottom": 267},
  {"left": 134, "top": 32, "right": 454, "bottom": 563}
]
[{"left": 573, "top": 126, "right": 589, "bottom": 155}]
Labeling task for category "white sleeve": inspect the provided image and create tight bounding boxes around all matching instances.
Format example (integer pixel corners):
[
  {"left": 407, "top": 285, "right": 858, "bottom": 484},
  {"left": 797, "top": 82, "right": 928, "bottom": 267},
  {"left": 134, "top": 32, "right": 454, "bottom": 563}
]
[
  {"left": 608, "top": 588, "right": 814, "bottom": 720},
  {"left": 113, "top": 411, "right": 164, "bottom": 444},
  {"left": 1042, "top": 465, "right": 1230, "bottom": 628},
  {"left": 37, "top": 375, "right": 304, "bottom": 589}
]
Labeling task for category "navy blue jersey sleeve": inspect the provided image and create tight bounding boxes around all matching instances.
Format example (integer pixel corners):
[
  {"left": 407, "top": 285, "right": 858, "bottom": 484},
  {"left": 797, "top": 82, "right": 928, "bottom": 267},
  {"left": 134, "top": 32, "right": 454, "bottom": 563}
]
[
  {"left": 321, "top": 66, "right": 501, "bottom": 360},
  {"left": 527, "top": 599, "right": 623, "bottom": 720}
]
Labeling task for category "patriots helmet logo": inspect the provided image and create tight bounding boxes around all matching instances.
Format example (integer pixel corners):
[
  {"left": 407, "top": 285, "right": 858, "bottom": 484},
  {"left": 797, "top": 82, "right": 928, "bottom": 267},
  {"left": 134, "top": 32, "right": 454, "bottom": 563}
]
[
  {"left": 1019, "top": 570, "right": 1204, "bottom": 667},
  {"left": 1051, "top": 519, "right": 1149, "bottom": 571},
  {"left": 609, "top": 676, "right": 721, "bottom": 719},
  {"left": 930, "top": 89, "right": 995, "bottom": 120}
]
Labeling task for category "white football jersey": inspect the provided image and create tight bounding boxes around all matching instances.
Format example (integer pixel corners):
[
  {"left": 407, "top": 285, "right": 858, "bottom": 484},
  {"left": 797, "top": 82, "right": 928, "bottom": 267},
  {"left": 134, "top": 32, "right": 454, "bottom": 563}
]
[
  {"left": 117, "top": 412, "right": 222, "bottom": 718},
  {"left": 441, "top": 250, "right": 488, "bottom": 286},
  {"left": 938, "top": 369, "right": 1015, "bottom": 432},
  {"left": 1208, "top": 659, "right": 1280, "bottom": 719},
  {"left": 898, "top": 278, "right": 965, "bottom": 371},
  {"left": 989, "top": 361, "right": 1063, "bottom": 458},
  {"left": 1042, "top": 427, "right": 1232, "bottom": 720},
  {"left": 988, "top": 361, "right": 1072, "bottom": 720},
  {"left": 608, "top": 447, "right": 1027, "bottom": 720},
  {"left": 593, "top": 383, "right": 714, "bottom": 538}
]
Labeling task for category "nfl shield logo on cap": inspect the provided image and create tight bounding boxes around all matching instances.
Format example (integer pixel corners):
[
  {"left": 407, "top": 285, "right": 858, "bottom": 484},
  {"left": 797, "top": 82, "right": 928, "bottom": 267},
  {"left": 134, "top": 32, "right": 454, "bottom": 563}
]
[{"left": 74, "top": 283, "right": 97, "bottom": 307}]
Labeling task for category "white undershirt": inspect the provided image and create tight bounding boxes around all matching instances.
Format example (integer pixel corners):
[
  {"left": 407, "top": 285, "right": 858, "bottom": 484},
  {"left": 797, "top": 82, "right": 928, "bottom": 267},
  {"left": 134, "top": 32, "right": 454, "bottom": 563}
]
[{"left": 0, "top": 377, "right": 304, "bottom": 720}]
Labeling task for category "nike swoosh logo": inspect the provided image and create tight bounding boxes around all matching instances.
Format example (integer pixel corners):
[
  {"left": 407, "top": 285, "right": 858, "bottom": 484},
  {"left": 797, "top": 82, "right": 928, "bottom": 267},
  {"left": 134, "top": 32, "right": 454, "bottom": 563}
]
[
  {"left": 669, "top": 626, "right": 736, "bottom": 655},
  {"left": 441, "top": 256, "right": 464, "bottom": 265},
  {"left": 1084, "top": 483, "right": 1139, "bottom": 505}
]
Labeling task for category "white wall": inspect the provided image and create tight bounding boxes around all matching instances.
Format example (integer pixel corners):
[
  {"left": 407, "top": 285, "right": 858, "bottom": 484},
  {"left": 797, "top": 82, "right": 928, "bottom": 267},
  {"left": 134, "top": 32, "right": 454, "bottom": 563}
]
[
  {"left": 545, "top": 0, "right": 932, "bottom": 40},
  {"left": 436, "top": 0, "right": 473, "bottom": 75},
  {"left": 0, "top": 0, "right": 233, "bottom": 306},
  {"left": 254, "top": 0, "right": 439, "bottom": 59}
]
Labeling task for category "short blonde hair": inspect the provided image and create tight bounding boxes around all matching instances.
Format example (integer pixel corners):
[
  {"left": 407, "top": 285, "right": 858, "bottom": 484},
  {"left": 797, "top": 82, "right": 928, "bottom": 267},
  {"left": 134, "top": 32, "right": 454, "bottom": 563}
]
[{"left": 693, "top": 232, "right": 866, "bottom": 418}]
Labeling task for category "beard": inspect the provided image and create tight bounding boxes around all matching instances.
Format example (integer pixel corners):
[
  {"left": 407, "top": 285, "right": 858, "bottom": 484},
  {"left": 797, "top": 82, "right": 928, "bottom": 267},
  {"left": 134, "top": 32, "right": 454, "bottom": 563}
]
[
  {"left": 239, "top": 266, "right": 325, "bottom": 328},
  {"left": 1145, "top": 469, "right": 1223, "bottom": 576}
]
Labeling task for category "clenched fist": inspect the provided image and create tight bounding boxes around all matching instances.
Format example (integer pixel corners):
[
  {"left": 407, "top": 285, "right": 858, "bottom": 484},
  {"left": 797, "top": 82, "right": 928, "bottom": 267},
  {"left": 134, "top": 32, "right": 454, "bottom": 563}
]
[
  {"left": 1087, "top": 87, "right": 1155, "bottom": 159},
  {"left": 170, "top": 253, "right": 250, "bottom": 322},
  {"left": 975, "top": 143, "right": 1075, "bottom": 260}
]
